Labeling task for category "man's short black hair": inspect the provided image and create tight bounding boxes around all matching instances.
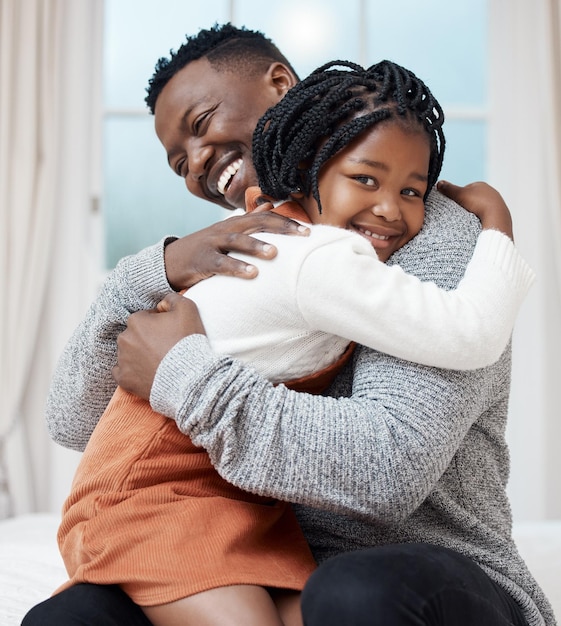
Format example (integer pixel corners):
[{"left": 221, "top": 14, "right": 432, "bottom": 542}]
[{"left": 145, "top": 23, "right": 299, "bottom": 114}]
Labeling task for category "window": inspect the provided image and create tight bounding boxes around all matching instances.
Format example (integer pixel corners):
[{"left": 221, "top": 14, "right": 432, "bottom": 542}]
[{"left": 103, "top": 0, "right": 487, "bottom": 268}]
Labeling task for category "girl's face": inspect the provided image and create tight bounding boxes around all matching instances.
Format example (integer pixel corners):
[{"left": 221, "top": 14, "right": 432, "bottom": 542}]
[{"left": 299, "top": 122, "right": 430, "bottom": 262}]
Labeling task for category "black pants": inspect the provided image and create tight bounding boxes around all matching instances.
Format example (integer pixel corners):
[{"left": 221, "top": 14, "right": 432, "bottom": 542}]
[
  {"left": 302, "top": 544, "right": 528, "bottom": 626},
  {"left": 22, "top": 544, "right": 528, "bottom": 625}
]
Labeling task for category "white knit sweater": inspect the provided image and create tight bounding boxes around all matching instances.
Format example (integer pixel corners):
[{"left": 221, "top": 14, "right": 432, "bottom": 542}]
[{"left": 187, "top": 222, "right": 534, "bottom": 382}]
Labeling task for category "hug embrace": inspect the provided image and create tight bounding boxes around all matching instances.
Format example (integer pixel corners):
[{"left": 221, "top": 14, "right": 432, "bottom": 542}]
[{"left": 25, "top": 23, "right": 556, "bottom": 626}]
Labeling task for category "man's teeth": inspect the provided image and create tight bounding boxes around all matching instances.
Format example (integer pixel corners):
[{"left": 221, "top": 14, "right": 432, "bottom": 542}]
[{"left": 217, "top": 158, "right": 242, "bottom": 196}]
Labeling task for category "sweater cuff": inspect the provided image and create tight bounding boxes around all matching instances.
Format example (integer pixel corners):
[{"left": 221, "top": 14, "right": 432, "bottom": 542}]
[
  {"left": 150, "top": 334, "right": 215, "bottom": 418},
  {"left": 469, "top": 230, "right": 536, "bottom": 294},
  {"left": 116, "top": 237, "right": 175, "bottom": 309}
]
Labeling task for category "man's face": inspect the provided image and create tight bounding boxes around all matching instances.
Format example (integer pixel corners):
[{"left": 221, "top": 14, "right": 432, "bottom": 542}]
[{"left": 154, "top": 57, "right": 293, "bottom": 210}]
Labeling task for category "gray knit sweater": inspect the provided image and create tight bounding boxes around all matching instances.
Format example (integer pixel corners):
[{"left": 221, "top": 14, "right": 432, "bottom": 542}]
[{"left": 47, "top": 191, "right": 555, "bottom": 626}]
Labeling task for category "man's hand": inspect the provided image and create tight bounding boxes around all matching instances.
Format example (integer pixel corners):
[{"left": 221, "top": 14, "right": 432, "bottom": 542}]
[
  {"left": 164, "top": 211, "right": 309, "bottom": 291},
  {"left": 112, "top": 294, "right": 205, "bottom": 400}
]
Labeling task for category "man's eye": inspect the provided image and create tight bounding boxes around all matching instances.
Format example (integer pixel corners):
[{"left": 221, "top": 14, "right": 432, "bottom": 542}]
[
  {"left": 175, "top": 158, "right": 187, "bottom": 177},
  {"left": 194, "top": 107, "right": 215, "bottom": 134},
  {"left": 193, "top": 114, "right": 207, "bottom": 134},
  {"left": 192, "top": 104, "right": 218, "bottom": 135}
]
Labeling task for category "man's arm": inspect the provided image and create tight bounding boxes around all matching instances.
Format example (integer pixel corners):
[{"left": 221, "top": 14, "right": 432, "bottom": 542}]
[
  {"left": 150, "top": 333, "right": 499, "bottom": 522},
  {"left": 47, "top": 212, "right": 309, "bottom": 451},
  {"left": 144, "top": 191, "right": 503, "bottom": 520},
  {"left": 46, "top": 239, "right": 171, "bottom": 450}
]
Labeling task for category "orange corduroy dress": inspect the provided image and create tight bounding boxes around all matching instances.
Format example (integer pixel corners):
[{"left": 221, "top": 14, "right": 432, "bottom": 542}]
[{"left": 56, "top": 190, "right": 354, "bottom": 606}]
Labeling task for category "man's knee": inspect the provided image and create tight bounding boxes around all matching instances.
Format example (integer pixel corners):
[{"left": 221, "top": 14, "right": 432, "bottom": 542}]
[
  {"left": 301, "top": 548, "right": 403, "bottom": 625},
  {"left": 21, "top": 584, "right": 152, "bottom": 626},
  {"left": 301, "top": 544, "right": 516, "bottom": 626}
]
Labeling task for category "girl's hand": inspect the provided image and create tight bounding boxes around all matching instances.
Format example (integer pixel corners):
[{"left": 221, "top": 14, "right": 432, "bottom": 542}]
[
  {"left": 164, "top": 211, "right": 310, "bottom": 291},
  {"left": 437, "top": 180, "right": 513, "bottom": 240}
]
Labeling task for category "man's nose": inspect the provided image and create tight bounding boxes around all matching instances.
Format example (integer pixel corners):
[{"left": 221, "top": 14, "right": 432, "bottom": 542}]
[{"left": 187, "top": 141, "right": 213, "bottom": 182}]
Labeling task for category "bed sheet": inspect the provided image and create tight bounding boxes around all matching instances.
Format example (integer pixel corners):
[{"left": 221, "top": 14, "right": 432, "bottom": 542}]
[{"left": 0, "top": 514, "right": 66, "bottom": 626}]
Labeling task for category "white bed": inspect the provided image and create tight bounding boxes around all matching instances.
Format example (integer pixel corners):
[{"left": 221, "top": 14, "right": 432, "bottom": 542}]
[
  {"left": 0, "top": 514, "right": 67, "bottom": 625},
  {"left": 1, "top": 514, "right": 559, "bottom": 625}
]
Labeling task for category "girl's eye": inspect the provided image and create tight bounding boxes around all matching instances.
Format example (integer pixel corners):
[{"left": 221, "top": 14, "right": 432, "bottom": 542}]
[
  {"left": 402, "top": 188, "right": 421, "bottom": 197},
  {"left": 355, "top": 175, "right": 376, "bottom": 186}
]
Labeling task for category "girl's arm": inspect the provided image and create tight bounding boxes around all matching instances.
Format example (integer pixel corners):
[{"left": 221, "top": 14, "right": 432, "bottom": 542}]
[
  {"left": 295, "top": 180, "right": 532, "bottom": 370},
  {"left": 295, "top": 226, "right": 533, "bottom": 370}
]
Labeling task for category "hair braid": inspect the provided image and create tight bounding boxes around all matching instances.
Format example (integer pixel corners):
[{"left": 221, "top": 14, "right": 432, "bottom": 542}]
[{"left": 253, "top": 59, "right": 445, "bottom": 212}]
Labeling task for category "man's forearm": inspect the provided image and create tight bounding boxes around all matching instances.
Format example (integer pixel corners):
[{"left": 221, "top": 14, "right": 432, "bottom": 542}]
[
  {"left": 150, "top": 335, "right": 504, "bottom": 521},
  {"left": 46, "top": 238, "right": 172, "bottom": 450}
]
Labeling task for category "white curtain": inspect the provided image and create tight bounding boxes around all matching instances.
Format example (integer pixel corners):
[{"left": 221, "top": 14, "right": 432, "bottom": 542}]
[
  {"left": 0, "top": 0, "right": 102, "bottom": 516},
  {"left": 489, "top": 0, "right": 561, "bottom": 520}
]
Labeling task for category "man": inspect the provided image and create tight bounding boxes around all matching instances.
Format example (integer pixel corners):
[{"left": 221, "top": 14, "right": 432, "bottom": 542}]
[{"left": 25, "top": 24, "right": 554, "bottom": 626}]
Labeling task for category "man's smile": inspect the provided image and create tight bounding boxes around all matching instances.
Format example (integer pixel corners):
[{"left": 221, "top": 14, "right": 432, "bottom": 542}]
[{"left": 217, "top": 157, "right": 242, "bottom": 196}]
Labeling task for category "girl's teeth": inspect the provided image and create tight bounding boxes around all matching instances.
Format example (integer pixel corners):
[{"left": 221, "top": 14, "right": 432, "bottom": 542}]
[
  {"left": 371, "top": 232, "right": 389, "bottom": 240},
  {"left": 359, "top": 227, "right": 388, "bottom": 241}
]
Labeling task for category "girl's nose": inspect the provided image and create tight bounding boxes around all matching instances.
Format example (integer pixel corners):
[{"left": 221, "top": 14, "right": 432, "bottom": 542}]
[{"left": 372, "top": 195, "right": 401, "bottom": 221}]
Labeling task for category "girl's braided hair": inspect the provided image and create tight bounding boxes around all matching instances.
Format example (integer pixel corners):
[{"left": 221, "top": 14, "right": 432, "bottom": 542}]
[{"left": 253, "top": 60, "right": 445, "bottom": 211}]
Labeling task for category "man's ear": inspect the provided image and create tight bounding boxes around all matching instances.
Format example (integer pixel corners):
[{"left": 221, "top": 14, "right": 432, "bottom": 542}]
[{"left": 266, "top": 62, "right": 298, "bottom": 97}]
